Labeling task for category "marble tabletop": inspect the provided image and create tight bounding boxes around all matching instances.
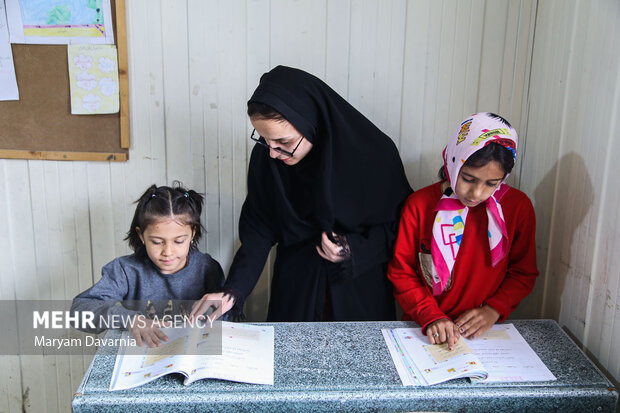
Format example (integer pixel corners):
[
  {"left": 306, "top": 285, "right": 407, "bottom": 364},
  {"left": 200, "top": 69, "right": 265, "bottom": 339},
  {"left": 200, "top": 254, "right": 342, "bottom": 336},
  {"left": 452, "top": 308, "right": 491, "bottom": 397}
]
[{"left": 72, "top": 319, "right": 618, "bottom": 412}]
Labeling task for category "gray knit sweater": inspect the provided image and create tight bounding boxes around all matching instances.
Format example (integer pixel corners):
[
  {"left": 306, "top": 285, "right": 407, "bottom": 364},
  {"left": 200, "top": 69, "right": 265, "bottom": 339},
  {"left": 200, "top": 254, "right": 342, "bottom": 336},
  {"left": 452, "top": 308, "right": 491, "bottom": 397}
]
[{"left": 71, "top": 249, "right": 225, "bottom": 333}]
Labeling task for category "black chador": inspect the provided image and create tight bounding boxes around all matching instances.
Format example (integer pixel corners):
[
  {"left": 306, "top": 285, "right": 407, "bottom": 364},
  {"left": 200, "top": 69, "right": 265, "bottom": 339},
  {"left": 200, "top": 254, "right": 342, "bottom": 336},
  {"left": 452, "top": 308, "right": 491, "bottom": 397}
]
[{"left": 224, "top": 66, "right": 412, "bottom": 321}]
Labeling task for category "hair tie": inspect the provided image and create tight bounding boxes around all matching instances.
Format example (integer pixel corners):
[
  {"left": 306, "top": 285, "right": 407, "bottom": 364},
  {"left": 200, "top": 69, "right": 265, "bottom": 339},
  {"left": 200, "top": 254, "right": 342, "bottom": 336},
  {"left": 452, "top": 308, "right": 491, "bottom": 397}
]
[{"left": 184, "top": 192, "right": 189, "bottom": 198}]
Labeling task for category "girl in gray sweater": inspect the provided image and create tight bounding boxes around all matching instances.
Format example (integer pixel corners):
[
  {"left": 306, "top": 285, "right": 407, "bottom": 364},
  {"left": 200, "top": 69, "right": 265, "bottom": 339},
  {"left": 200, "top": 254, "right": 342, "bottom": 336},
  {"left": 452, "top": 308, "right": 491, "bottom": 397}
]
[{"left": 71, "top": 183, "right": 232, "bottom": 347}]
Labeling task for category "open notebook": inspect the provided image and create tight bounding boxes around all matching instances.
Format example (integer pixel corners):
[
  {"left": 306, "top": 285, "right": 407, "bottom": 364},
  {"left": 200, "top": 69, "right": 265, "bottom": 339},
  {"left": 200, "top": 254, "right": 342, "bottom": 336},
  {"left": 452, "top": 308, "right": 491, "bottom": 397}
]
[
  {"left": 109, "top": 322, "right": 274, "bottom": 390},
  {"left": 382, "top": 323, "right": 556, "bottom": 386}
]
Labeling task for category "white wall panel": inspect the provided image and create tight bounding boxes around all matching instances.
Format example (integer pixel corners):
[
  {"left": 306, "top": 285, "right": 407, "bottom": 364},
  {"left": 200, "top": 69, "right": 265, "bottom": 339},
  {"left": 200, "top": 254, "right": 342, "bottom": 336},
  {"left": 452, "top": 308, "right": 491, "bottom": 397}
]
[
  {"left": 0, "top": 161, "right": 25, "bottom": 412},
  {"left": 398, "top": 0, "right": 534, "bottom": 188},
  {"left": 519, "top": 0, "right": 574, "bottom": 322},
  {"left": 351, "top": 0, "right": 407, "bottom": 145},
  {"left": 3, "top": 0, "right": 620, "bottom": 410},
  {"left": 526, "top": 0, "right": 620, "bottom": 384},
  {"left": 575, "top": 0, "right": 620, "bottom": 382},
  {"left": 161, "top": 0, "right": 192, "bottom": 186},
  {"left": 588, "top": 41, "right": 620, "bottom": 385},
  {"left": 270, "top": 0, "right": 327, "bottom": 76},
  {"left": 325, "top": 0, "right": 351, "bottom": 97}
]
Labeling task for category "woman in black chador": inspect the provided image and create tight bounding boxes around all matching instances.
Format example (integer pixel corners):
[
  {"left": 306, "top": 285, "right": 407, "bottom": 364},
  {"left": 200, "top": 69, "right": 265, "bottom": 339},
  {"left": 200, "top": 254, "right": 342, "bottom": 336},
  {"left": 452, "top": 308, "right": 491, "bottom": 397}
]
[{"left": 191, "top": 66, "right": 412, "bottom": 322}]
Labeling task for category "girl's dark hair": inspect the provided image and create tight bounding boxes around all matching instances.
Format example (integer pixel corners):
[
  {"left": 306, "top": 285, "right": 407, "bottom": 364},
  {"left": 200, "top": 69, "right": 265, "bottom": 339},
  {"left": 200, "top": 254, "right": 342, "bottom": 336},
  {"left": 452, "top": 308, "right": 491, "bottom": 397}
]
[
  {"left": 125, "top": 182, "right": 204, "bottom": 261},
  {"left": 487, "top": 112, "right": 512, "bottom": 128},
  {"left": 438, "top": 143, "right": 515, "bottom": 181},
  {"left": 247, "top": 101, "right": 287, "bottom": 122}
]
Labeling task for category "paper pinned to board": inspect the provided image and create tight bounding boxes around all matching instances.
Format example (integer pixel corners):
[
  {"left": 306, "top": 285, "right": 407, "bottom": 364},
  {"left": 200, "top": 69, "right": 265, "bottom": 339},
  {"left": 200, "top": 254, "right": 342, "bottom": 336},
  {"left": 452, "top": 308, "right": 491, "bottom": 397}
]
[
  {"left": 68, "top": 43, "right": 118, "bottom": 114},
  {"left": 6, "top": 0, "right": 114, "bottom": 45},
  {"left": 0, "top": 0, "right": 19, "bottom": 100}
]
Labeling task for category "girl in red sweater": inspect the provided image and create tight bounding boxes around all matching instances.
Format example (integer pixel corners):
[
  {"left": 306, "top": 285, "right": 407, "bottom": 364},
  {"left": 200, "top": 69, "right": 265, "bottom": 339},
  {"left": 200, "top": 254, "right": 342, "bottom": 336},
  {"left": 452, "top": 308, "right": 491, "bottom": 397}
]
[{"left": 388, "top": 112, "right": 538, "bottom": 349}]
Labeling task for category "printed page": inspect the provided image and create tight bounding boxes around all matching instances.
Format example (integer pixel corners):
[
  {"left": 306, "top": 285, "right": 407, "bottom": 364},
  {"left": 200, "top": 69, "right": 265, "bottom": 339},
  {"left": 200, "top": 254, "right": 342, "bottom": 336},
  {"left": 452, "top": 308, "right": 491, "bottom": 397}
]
[
  {"left": 388, "top": 328, "right": 487, "bottom": 386},
  {"left": 186, "top": 322, "right": 274, "bottom": 386},
  {"left": 109, "top": 325, "right": 198, "bottom": 391},
  {"left": 467, "top": 324, "right": 556, "bottom": 382},
  {"left": 0, "top": 0, "right": 19, "bottom": 100},
  {"left": 381, "top": 329, "right": 421, "bottom": 386}
]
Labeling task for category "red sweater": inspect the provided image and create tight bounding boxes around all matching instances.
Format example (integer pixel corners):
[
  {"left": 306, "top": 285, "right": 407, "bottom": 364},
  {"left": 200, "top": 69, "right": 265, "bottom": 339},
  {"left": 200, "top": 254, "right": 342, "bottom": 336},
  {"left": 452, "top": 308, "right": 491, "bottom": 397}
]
[{"left": 388, "top": 182, "right": 538, "bottom": 330}]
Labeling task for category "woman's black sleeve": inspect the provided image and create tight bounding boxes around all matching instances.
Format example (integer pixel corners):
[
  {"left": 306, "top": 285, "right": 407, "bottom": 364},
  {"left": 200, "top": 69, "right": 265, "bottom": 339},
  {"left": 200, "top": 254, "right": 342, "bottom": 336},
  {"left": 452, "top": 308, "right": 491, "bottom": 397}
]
[
  {"left": 223, "top": 202, "right": 275, "bottom": 301},
  {"left": 337, "top": 220, "right": 399, "bottom": 280},
  {"left": 223, "top": 148, "right": 277, "bottom": 304}
]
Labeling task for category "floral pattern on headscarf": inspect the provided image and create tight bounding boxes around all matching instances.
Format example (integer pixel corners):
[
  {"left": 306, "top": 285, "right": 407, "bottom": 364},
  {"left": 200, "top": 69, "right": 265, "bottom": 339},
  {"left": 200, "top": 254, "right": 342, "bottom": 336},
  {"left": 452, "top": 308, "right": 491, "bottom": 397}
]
[{"left": 430, "top": 113, "right": 518, "bottom": 296}]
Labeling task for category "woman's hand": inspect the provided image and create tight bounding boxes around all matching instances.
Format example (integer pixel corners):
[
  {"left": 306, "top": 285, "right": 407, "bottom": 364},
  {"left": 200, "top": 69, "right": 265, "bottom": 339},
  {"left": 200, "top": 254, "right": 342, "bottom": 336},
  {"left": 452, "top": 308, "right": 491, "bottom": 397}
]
[
  {"left": 189, "top": 292, "right": 235, "bottom": 322},
  {"left": 454, "top": 305, "right": 500, "bottom": 339},
  {"left": 316, "top": 232, "right": 350, "bottom": 263},
  {"left": 426, "top": 318, "right": 460, "bottom": 350},
  {"left": 128, "top": 314, "right": 170, "bottom": 348}
]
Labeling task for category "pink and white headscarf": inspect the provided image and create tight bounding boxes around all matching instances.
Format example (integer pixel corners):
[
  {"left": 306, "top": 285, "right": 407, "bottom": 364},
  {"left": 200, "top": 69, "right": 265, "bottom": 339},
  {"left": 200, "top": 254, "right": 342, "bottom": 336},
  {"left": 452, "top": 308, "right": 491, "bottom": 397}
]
[{"left": 430, "top": 112, "right": 518, "bottom": 296}]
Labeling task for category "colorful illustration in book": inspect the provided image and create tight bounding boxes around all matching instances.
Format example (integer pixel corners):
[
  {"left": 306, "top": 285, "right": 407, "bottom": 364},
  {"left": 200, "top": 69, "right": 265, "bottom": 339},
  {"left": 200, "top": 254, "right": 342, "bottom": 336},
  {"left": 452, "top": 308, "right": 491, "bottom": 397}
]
[
  {"left": 477, "top": 329, "right": 511, "bottom": 340},
  {"left": 143, "top": 338, "right": 185, "bottom": 367},
  {"left": 424, "top": 338, "right": 472, "bottom": 363}
]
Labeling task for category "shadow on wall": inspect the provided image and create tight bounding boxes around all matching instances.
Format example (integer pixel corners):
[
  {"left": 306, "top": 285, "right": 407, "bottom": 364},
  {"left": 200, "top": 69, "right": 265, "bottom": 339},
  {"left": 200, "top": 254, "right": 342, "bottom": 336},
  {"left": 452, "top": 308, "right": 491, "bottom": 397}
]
[{"left": 529, "top": 153, "right": 594, "bottom": 321}]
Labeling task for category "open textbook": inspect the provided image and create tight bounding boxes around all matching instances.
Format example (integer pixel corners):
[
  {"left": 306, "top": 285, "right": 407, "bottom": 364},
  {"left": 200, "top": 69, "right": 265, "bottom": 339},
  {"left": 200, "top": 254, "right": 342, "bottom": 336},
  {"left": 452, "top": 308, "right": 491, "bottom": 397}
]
[
  {"left": 382, "top": 323, "right": 556, "bottom": 386},
  {"left": 109, "top": 322, "right": 274, "bottom": 390}
]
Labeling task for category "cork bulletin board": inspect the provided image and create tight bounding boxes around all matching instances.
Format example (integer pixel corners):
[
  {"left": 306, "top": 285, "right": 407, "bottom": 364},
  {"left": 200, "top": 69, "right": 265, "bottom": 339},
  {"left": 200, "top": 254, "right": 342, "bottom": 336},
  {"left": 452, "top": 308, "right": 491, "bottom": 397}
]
[{"left": 0, "top": 0, "right": 129, "bottom": 161}]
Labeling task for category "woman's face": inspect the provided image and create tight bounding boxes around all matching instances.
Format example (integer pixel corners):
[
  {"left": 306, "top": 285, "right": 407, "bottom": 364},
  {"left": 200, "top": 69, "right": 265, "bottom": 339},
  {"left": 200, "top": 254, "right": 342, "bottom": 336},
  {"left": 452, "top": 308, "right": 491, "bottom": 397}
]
[
  {"left": 251, "top": 117, "right": 314, "bottom": 165},
  {"left": 454, "top": 161, "right": 505, "bottom": 207}
]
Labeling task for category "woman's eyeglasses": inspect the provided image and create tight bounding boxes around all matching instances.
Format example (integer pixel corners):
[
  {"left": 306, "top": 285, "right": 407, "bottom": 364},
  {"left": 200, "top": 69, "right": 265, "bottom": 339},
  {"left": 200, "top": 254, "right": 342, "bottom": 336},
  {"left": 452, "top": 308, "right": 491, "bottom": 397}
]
[{"left": 250, "top": 129, "right": 305, "bottom": 157}]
